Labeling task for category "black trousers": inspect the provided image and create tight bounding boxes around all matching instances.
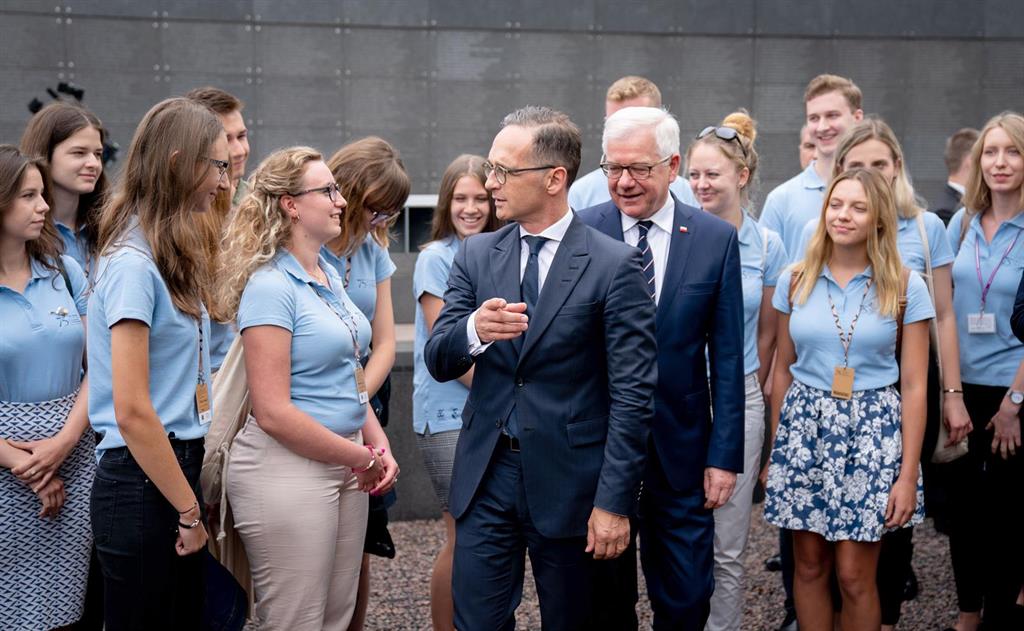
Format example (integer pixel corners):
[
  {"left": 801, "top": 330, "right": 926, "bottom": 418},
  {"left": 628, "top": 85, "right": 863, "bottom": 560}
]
[
  {"left": 90, "top": 438, "right": 205, "bottom": 630},
  {"left": 942, "top": 383, "right": 1024, "bottom": 628}
]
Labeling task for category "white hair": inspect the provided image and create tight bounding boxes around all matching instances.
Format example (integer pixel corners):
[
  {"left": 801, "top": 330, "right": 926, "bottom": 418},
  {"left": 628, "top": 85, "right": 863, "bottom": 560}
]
[{"left": 602, "top": 106, "right": 680, "bottom": 158}]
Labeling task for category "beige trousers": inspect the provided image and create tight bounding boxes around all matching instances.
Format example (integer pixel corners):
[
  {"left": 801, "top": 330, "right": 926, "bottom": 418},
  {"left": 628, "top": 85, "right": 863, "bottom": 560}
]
[{"left": 226, "top": 419, "right": 368, "bottom": 630}]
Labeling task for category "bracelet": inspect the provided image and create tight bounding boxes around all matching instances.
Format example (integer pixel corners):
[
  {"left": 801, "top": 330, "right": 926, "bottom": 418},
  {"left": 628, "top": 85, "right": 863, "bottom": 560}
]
[
  {"left": 178, "top": 515, "right": 201, "bottom": 530},
  {"left": 177, "top": 500, "right": 198, "bottom": 515},
  {"left": 942, "top": 388, "right": 964, "bottom": 394},
  {"left": 353, "top": 445, "right": 377, "bottom": 473}
]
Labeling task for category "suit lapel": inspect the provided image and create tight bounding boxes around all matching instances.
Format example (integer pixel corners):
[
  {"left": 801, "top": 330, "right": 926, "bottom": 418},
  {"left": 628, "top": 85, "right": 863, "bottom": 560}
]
[
  {"left": 657, "top": 202, "right": 696, "bottom": 329},
  {"left": 517, "top": 217, "right": 590, "bottom": 367},
  {"left": 592, "top": 204, "right": 625, "bottom": 242},
  {"left": 490, "top": 226, "right": 522, "bottom": 305}
]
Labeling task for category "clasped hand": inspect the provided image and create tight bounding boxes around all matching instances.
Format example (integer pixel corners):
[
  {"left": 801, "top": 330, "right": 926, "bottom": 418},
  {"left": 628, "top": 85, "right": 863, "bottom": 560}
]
[
  {"left": 475, "top": 298, "right": 528, "bottom": 343},
  {"left": 354, "top": 448, "right": 400, "bottom": 497}
]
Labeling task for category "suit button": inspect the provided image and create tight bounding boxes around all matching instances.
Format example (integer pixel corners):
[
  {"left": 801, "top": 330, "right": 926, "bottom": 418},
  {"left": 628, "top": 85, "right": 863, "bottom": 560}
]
[
  {"left": 515, "top": 376, "right": 524, "bottom": 387},
  {"left": 495, "top": 419, "right": 502, "bottom": 428}
]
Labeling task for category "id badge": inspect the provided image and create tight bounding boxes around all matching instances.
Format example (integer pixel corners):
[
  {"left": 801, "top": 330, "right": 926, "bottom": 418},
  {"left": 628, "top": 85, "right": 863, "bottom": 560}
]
[
  {"left": 968, "top": 312, "right": 996, "bottom": 334},
  {"left": 354, "top": 363, "right": 369, "bottom": 405},
  {"left": 832, "top": 366, "right": 855, "bottom": 400},
  {"left": 195, "top": 383, "right": 212, "bottom": 425}
]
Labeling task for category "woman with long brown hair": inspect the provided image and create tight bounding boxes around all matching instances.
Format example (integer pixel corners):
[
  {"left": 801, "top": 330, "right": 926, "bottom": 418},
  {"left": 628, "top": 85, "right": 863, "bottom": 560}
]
[
  {"left": 86, "top": 97, "right": 229, "bottom": 628},
  {"left": 322, "top": 136, "right": 410, "bottom": 630},
  {"left": 0, "top": 145, "right": 93, "bottom": 630},
  {"left": 19, "top": 102, "right": 108, "bottom": 274}
]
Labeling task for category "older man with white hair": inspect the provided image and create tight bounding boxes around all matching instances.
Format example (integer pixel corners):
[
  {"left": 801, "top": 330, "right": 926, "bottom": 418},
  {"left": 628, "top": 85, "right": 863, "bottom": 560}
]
[{"left": 578, "top": 106, "right": 745, "bottom": 631}]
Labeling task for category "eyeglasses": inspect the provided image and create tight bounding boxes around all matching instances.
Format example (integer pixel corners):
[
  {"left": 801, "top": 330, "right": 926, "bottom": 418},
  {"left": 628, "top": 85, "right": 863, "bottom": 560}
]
[
  {"left": 482, "top": 161, "right": 555, "bottom": 185},
  {"left": 207, "top": 157, "right": 229, "bottom": 181},
  {"left": 599, "top": 155, "right": 672, "bottom": 181},
  {"left": 697, "top": 126, "right": 748, "bottom": 159},
  {"left": 289, "top": 182, "right": 343, "bottom": 203},
  {"left": 367, "top": 208, "right": 401, "bottom": 227}
]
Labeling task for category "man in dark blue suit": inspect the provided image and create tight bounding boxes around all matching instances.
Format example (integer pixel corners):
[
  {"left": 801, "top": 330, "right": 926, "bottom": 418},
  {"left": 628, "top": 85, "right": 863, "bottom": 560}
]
[
  {"left": 425, "top": 106, "right": 658, "bottom": 630},
  {"left": 577, "top": 106, "right": 745, "bottom": 630}
]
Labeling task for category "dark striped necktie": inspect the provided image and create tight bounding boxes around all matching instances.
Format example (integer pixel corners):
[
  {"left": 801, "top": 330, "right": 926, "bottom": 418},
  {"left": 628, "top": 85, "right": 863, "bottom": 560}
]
[{"left": 636, "top": 220, "right": 656, "bottom": 300}]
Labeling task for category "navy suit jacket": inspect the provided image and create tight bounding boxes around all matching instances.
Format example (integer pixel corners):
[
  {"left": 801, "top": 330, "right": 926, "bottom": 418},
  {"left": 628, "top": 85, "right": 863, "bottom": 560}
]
[
  {"left": 577, "top": 196, "right": 745, "bottom": 492},
  {"left": 425, "top": 216, "right": 658, "bottom": 538}
]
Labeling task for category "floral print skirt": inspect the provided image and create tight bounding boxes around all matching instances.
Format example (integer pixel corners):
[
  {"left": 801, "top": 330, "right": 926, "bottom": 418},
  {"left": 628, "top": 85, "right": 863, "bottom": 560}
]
[{"left": 764, "top": 380, "right": 924, "bottom": 542}]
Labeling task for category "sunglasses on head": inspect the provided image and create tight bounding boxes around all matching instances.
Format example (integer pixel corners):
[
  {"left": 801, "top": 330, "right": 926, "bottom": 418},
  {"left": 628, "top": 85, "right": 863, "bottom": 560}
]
[{"left": 697, "top": 126, "right": 748, "bottom": 160}]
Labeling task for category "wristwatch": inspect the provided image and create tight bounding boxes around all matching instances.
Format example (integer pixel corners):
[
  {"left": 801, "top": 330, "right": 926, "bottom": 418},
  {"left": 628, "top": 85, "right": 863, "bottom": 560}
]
[{"left": 1007, "top": 390, "right": 1024, "bottom": 405}]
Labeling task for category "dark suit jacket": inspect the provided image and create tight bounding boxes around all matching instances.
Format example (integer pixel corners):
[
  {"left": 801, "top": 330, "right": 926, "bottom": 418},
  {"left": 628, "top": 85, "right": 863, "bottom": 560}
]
[
  {"left": 928, "top": 183, "right": 963, "bottom": 226},
  {"left": 425, "top": 216, "right": 658, "bottom": 538},
  {"left": 1012, "top": 269, "right": 1024, "bottom": 343},
  {"left": 577, "top": 197, "right": 745, "bottom": 492}
]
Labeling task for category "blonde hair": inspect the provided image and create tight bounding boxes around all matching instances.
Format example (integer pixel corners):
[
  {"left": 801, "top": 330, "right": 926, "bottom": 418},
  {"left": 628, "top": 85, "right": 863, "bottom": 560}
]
[
  {"left": 960, "top": 111, "right": 1024, "bottom": 243},
  {"left": 804, "top": 74, "right": 862, "bottom": 112},
  {"left": 325, "top": 137, "right": 410, "bottom": 256},
  {"left": 685, "top": 110, "right": 759, "bottom": 206},
  {"left": 606, "top": 76, "right": 662, "bottom": 106},
  {"left": 794, "top": 168, "right": 904, "bottom": 318},
  {"left": 213, "top": 146, "right": 322, "bottom": 322},
  {"left": 832, "top": 118, "right": 925, "bottom": 219},
  {"left": 96, "top": 98, "right": 224, "bottom": 319}
]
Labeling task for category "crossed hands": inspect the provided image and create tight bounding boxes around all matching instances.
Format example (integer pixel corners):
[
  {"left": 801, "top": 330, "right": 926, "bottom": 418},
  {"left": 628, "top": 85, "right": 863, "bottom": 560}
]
[{"left": 9, "top": 435, "right": 76, "bottom": 518}]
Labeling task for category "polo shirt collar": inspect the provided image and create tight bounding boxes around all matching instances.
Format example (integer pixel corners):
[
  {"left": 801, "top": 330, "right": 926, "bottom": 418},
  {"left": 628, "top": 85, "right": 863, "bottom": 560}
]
[
  {"left": 737, "top": 212, "right": 757, "bottom": 246},
  {"left": 801, "top": 161, "right": 826, "bottom": 190},
  {"left": 275, "top": 249, "right": 321, "bottom": 285},
  {"left": 821, "top": 263, "right": 874, "bottom": 283}
]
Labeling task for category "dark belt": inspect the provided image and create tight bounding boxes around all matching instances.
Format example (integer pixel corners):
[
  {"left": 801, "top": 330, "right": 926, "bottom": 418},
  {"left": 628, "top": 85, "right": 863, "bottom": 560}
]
[{"left": 499, "top": 432, "right": 520, "bottom": 453}]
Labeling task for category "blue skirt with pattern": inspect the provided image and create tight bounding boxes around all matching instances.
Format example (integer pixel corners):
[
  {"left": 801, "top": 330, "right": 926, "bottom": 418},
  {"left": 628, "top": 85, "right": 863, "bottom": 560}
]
[{"left": 764, "top": 379, "right": 924, "bottom": 542}]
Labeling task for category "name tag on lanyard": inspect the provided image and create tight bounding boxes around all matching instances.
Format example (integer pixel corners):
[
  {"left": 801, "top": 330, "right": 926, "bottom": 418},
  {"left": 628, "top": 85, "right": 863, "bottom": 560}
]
[
  {"left": 196, "top": 383, "right": 212, "bottom": 425},
  {"left": 967, "top": 312, "right": 996, "bottom": 334},
  {"left": 354, "top": 363, "right": 369, "bottom": 405},
  {"left": 832, "top": 366, "right": 855, "bottom": 400}
]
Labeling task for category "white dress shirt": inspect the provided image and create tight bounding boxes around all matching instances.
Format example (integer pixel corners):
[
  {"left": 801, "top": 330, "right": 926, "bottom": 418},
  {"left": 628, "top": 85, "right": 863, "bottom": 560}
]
[
  {"left": 467, "top": 209, "right": 574, "bottom": 354},
  {"left": 619, "top": 195, "right": 675, "bottom": 304}
]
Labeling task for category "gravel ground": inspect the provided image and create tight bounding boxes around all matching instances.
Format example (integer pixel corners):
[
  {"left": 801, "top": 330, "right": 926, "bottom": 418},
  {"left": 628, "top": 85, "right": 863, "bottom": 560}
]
[{"left": 364, "top": 508, "right": 959, "bottom": 630}]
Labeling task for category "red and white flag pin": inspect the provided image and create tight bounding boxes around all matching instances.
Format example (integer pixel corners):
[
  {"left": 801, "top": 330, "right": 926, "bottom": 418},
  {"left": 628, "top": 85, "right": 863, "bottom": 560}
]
[{"left": 679, "top": 225, "right": 689, "bottom": 233}]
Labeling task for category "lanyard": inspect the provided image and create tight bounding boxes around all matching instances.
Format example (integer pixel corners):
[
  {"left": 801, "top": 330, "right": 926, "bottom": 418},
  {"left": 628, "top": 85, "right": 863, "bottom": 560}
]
[
  {"left": 309, "top": 282, "right": 362, "bottom": 362},
  {"left": 197, "top": 321, "right": 205, "bottom": 384},
  {"left": 975, "top": 231, "right": 1021, "bottom": 312},
  {"left": 826, "top": 278, "right": 873, "bottom": 368}
]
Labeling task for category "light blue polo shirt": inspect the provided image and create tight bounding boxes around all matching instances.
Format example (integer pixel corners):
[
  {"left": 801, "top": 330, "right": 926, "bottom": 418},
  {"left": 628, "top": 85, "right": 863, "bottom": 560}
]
[
  {"left": 759, "top": 162, "right": 827, "bottom": 261},
  {"left": 88, "top": 223, "right": 212, "bottom": 454},
  {"left": 321, "top": 235, "right": 396, "bottom": 323},
  {"left": 738, "top": 216, "right": 788, "bottom": 375},
  {"left": 238, "top": 249, "right": 372, "bottom": 435},
  {"left": 55, "top": 221, "right": 89, "bottom": 273},
  {"left": 413, "top": 236, "right": 470, "bottom": 434},
  {"left": 773, "top": 265, "right": 935, "bottom": 392},
  {"left": 793, "top": 212, "right": 955, "bottom": 275},
  {"left": 948, "top": 208, "right": 1024, "bottom": 386},
  {"left": 1, "top": 255, "right": 87, "bottom": 402},
  {"left": 568, "top": 166, "right": 698, "bottom": 211},
  {"left": 208, "top": 320, "right": 236, "bottom": 373}
]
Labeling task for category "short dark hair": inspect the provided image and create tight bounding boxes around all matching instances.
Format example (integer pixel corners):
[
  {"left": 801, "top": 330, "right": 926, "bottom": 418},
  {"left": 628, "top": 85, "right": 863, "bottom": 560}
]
[
  {"left": 944, "top": 127, "right": 980, "bottom": 173},
  {"left": 184, "top": 86, "right": 243, "bottom": 115},
  {"left": 500, "top": 106, "right": 581, "bottom": 184}
]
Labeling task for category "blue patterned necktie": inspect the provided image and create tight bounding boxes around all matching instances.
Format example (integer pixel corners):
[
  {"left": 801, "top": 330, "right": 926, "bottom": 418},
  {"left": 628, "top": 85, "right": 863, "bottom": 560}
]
[
  {"left": 521, "top": 235, "right": 549, "bottom": 316},
  {"left": 636, "top": 220, "right": 656, "bottom": 300}
]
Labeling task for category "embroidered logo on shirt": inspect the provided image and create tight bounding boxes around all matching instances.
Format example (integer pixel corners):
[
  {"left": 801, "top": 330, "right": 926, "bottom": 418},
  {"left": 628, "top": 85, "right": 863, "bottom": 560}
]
[{"left": 50, "top": 306, "right": 70, "bottom": 327}]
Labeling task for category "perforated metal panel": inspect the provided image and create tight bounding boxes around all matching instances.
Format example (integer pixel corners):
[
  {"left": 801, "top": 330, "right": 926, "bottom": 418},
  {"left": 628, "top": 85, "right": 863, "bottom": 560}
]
[{"left": 0, "top": 15, "right": 64, "bottom": 71}]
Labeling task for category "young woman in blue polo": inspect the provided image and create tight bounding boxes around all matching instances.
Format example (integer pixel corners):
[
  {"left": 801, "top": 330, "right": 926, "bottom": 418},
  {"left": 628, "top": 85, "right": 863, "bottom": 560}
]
[
  {"left": 217, "top": 147, "right": 399, "bottom": 630},
  {"left": 944, "top": 111, "right": 1024, "bottom": 631},
  {"left": 765, "top": 167, "right": 934, "bottom": 630},
  {"left": 86, "top": 98, "right": 230, "bottom": 627},
  {"left": 0, "top": 147, "right": 95, "bottom": 630}
]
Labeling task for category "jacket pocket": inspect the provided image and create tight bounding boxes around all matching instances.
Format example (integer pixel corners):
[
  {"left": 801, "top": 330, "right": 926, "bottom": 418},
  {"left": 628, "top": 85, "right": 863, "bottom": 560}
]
[
  {"left": 566, "top": 415, "right": 608, "bottom": 447},
  {"left": 559, "top": 301, "right": 600, "bottom": 316}
]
